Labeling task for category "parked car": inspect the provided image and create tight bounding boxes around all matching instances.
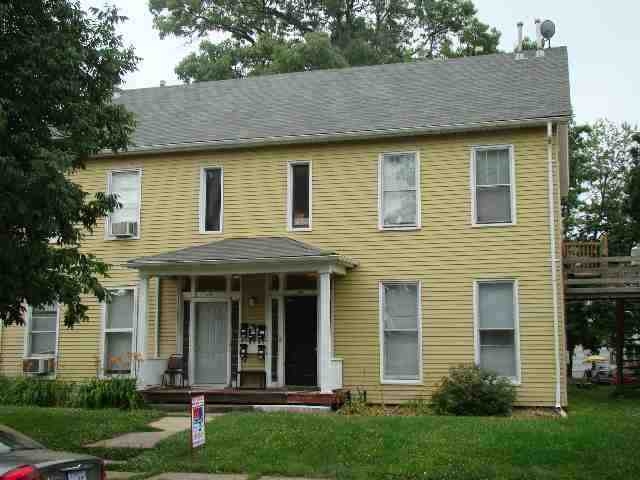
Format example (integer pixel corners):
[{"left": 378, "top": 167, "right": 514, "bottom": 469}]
[
  {"left": 611, "top": 367, "right": 640, "bottom": 385},
  {"left": 0, "top": 425, "right": 104, "bottom": 480}
]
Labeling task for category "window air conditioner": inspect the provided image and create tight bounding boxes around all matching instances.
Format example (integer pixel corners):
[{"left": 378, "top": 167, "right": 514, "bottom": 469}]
[
  {"left": 22, "top": 357, "right": 55, "bottom": 375},
  {"left": 111, "top": 221, "right": 138, "bottom": 237}
]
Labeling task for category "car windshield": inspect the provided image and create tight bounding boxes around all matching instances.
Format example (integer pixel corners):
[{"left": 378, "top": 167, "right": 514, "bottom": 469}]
[{"left": 0, "top": 427, "right": 42, "bottom": 453}]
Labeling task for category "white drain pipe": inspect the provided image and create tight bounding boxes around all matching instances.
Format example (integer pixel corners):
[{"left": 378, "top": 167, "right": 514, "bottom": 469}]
[{"left": 547, "top": 121, "right": 562, "bottom": 409}]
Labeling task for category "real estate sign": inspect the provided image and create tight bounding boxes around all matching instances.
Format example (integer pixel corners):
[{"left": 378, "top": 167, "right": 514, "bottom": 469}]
[{"left": 191, "top": 394, "right": 206, "bottom": 449}]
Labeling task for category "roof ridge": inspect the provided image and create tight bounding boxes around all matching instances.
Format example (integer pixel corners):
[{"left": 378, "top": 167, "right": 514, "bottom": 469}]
[{"left": 119, "top": 47, "right": 568, "bottom": 94}]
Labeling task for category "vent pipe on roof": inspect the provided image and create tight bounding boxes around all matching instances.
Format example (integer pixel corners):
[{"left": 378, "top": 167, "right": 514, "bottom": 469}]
[
  {"left": 159, "top": 80, "right": 166, "bottom": 87},
  {"left": 515, "top": 21, "right": 524, "bottom": 52},
  {"left": 535, "top": 19, "right": 543, "bottom": 48}
]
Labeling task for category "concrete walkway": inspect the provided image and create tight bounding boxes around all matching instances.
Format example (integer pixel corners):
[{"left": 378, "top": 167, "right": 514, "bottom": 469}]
[{"left": 88, "top": 415, "right": 217, "bottom": 449}]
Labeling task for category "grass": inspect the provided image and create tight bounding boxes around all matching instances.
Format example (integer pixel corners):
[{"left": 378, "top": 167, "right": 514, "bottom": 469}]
[
  {"left": 0, "top": 405, "right": 162, "bottom": 460},
  {"left": 120, "top": 386, "right": 640, "bottom": 480},
  {"left": 1, "top": 387, "right": 639, "bottom": 479}
]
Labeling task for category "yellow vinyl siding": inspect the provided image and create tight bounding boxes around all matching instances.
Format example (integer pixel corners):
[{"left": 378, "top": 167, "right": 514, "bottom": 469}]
[
  {"left": 2, "top": 126, "right": 564, "bottom": 406},
  {"left": 0, "top": 324, "right": 25, "bottom": 376}
]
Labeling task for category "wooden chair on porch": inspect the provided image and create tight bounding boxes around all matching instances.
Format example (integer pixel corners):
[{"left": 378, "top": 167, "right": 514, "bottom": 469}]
[{"left": 161, "top": 355, "right": 186, "bottom": 388}]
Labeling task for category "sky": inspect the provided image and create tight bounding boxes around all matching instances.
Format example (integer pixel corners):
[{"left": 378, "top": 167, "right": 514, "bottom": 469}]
[{"left": 81, "top": 0, "right": 639, "bottom": 125}]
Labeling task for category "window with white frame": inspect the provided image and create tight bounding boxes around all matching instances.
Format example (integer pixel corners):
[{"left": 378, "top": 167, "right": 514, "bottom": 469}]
[
  {"left": 288, "top": 162, "right": 311, "bottom": 230},
  {"left": 473, "top": 146, "right": 515, "bottom": 225},
  {"left": 200, "top": 167, "right": 223, "bottom": 232},
  {"left": 380, "top": 281, "right": 421, "bottom": 382},
  {"left": 108, "top": 170, "right": 141, "bottom": 237},
  {"left": 104, "top": 289, "right": 135, "bottom": 374},
  {"left": 27, "top": 305, "right": 58, "bottom": 357},
  {"left": 476, "top": 281, "right": 519, "bottom": 380},
  {"left": 379, "top": 152, "right": 420, "bottom": 229}
]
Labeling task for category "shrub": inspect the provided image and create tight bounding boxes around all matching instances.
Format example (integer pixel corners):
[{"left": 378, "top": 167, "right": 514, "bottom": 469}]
[
  {"left": 0, "top": 376, "right": 143, "bottom": 409},
  {"left": 338, "top": 388, "right": 370, "bottom": 415},
  {"left": 430, "top": 365, "right": 516, "bottom": 416},
  {"left": 403, "top": 398, "right": 432, "bottom": 415}
]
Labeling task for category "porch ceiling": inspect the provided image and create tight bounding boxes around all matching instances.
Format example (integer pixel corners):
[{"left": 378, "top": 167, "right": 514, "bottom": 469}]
[{"left": 127, "top": 236, "right": 358, "bottom": 275}]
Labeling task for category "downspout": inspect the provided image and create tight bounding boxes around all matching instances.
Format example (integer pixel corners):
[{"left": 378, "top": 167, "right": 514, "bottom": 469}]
[
  {"left": 155, "top": 277, "right": 161, "bottom": 358},
  {"left": 547, "top": 121, "right": 562, "bottom": 409}
]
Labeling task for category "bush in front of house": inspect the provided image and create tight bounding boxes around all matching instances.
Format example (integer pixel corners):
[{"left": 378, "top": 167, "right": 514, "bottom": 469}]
[
  {"left": 0, "top": 376, "right": 143, "bottom": 409},
  {"left": 430, "top": 364, "right": 517, "bottom": 416}
]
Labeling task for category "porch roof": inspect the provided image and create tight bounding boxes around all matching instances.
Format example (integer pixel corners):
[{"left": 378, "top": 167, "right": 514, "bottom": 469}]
[{"left": 127, "top": 236, "right": 358, "bottom": 275}]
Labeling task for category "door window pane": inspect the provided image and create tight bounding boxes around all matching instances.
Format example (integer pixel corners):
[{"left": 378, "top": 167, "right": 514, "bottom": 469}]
[
  {"left": 291, "top": 163, "right": 310, "bottom": 229},
  {"left": 204, "top": 168, "right": 222, "bottom": 231}
]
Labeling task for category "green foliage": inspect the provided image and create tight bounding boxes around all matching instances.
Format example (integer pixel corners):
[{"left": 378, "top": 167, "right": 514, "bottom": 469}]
[
  {"left": 430, "top": 364, "right": 516, "bottom": 416},
  {"left": 337, "top": 388, "right": 370, "bottom": 415},
  {"left": 402, "top": 397, "right": 432, "bottom": 415},
  {"left": 0, "top": 376, "right": 143, "bottom": 409},
  {"left": 626, "top": 132, "right": 640, "bottom": 244},
  {"left": 0, "top": 0, "right": 138, "bottom": 327},
  {"left": 150, "top": 0, "right": 500, "bottom": 83}
]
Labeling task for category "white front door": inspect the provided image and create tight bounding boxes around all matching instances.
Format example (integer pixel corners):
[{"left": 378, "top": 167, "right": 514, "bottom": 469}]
[{"left": 194, "top": 301, "right": 229, "bottom": 385}]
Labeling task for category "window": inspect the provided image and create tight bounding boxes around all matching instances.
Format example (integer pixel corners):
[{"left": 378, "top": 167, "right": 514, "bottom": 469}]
[
  {"left": 27, "top": 305, "right": 57, "bottom": 357},
  {"left": 380, "top": 281, "right": 421, "bottom": 382},
  {"left": 108, "top": 170, "right": 141, "bottom": 237},
  {"left": 200, "top": 167, "right": 223, "bottom": 232},
  {"left": 475, "top": 281, "right": 520, "bottom": 381},
  {"left": 288, "top": 162, "right": 311, "bottom": 230},
  {"left": 472, "top": 146, "right": 515, "bottom": 225},
  {"left": 104, "top": 289, "right": 135, "bottom": 375},
  {"left": 379, "top": 152, "right": 420, "bottom": 229}
]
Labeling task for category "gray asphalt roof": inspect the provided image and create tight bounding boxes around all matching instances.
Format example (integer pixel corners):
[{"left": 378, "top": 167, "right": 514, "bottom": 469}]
[
  {"left": 128, "top": 237, "right": 356, "bottom": 267},
  {"left": 114, "top": 47, "right": 571, "bottom": 154}
]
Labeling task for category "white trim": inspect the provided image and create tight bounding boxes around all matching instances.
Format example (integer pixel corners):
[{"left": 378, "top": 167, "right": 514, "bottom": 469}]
[
  {"left": 378, "top": 280, "right": 423, "bottom": 385},
  {"left": 547, "top": 121, "right": 562, "bottom": 408},
  {"left": 277, "top": 273, "right": 285, "bottom": 386},
  {"left": 101, "top": 286, "right": 138, "bottom": 378},
  {"left": 23, "top": 305, "right": 59, "bottom": 377},
  {"left": 472, "top": 279, "right": 521, "bottom": 385},
  {"left": 154, "top": 277, "right": 161, "bottom": 358},
  {"left": 378, "top": 151, "right": 422, "bottom": 231},
  {"left": 470, "top": 145, "right": 517, "bottom": 227},
  {"left": 199, "top": 166, "right": 224, "bottom": 234},
  {"left": 286, "top": 160, "right": 313, "bottom": 231},
  {"left": 105, "top": 168, "right": 142, "bottom": 240}
]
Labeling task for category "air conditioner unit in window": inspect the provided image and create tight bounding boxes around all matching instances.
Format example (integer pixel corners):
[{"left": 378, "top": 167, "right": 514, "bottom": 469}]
[
  {"left": 22, "top": 357, "right": 55, "bottom": 375},
  {"left": 111, "top": 221, "right": 138, "bottom": 237}
]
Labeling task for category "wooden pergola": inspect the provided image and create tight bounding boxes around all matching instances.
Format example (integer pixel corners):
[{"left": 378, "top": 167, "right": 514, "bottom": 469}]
[{"left": 563, "top": 236, "right": 640, "bottom": 384}]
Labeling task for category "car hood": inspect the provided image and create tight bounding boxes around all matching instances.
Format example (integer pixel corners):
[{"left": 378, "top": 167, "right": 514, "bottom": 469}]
[{"left": 0, "top": 449, "right": 97, "bottom": 474}]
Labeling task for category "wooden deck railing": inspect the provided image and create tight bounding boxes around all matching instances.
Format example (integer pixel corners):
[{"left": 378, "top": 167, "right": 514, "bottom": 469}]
[{"left": 562, "top": 235, "right": 608, "bottom": 258}]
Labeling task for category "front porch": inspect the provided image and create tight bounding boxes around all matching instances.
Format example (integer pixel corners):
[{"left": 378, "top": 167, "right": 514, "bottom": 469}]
[{"left": 128, "top": 237, "right": 357, "bottom": 397}]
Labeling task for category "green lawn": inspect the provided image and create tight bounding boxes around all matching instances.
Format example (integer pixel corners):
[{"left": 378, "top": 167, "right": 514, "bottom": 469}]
[
  {"left": 123, "top": 387, "right": 640, "bottom": 480},
  {"left": 1, "top": 388, "right": 639, "bottom": 480},
  {"left": 0, "top": 406, "right": 162, "bottom": 459}
]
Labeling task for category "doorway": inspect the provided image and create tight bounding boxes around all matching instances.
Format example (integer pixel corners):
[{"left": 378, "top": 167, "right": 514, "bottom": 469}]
[
  {"left": 284, "top": 296, "right": 317, "bottom": 387},
  {"left": 193, "top": 301, "right": 229, "bottom": 385}
]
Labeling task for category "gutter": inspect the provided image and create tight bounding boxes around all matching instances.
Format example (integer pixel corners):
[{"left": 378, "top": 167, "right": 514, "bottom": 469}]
[
  {"left": 547, "top": 121, "right": 562, "bottom": 409},
  {"left": 154, "top": 277, "right": 160, "bottom": 358},
  {"left": 127, "top": 254, "right": 359, "bottom": 270},
  {"left": 97, "top": 116, "right": 571, "bottom": 158}
]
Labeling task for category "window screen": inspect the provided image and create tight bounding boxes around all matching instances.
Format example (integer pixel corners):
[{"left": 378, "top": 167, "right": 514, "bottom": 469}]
[
  {"left": 29, "top": 305, "right": 57, "bottom": 356},
  {"left": 110, "top": 171, "right": 140, "bottom": 225},
  {"left": 105, "top": 290, "right": 134, "bottom": 374},
  {"left": 474, "top": 148, "right": 513, "bottom": 224},
  {"left": 381, "top": 153, "right": 418, "bottom": 227}
]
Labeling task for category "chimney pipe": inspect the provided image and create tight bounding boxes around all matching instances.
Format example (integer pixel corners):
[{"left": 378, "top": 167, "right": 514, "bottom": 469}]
[
  {"left": 516, "top": 21, "right": 524, "bottom": 52},
  {"left": 159, "top": 80, "right": 166, "bottom": 87},
  {"left": 535, "top": 18, "right": 543, "bottom": 49}
]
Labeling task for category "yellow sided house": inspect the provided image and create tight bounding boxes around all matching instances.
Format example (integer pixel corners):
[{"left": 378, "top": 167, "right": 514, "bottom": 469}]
[{"left": 0, "top": 47, "right": 572, "bottom": 407}]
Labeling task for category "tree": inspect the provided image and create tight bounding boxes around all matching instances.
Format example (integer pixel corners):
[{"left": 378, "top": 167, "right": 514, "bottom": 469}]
[
  {"left": 0, "top": 1, "right": 138, "bottom": 327},
  {"left": 564, "top": 120, "right": 640, "bottom": 377},
  {"left": 626, "top": 132, "right": 640, "bottom": 244},
  {"left": 149, "top": 0, "right": 500, "bottom": 83}
]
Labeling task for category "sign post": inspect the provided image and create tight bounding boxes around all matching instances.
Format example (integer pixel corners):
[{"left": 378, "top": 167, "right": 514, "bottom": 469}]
[{"left": 190, "top": 393, "right": 206, "bottom": 450}]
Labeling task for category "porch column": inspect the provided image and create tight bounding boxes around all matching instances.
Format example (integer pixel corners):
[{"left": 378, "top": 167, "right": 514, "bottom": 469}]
[
  {"left": 136, "top": 274, "right": 149, "bottom": 383},
  {"left": 318, "top": 271, "right": 333, "bottom": 393}
]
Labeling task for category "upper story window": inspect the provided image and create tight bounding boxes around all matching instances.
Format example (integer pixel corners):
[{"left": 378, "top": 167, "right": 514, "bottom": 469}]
[
  {"left": 472, "top": 146, "right": 516, "bottom": 226},
  {"left": 200, "top": 167, "right": 223, "bottom": 233},
  {"left": 27, "top": 305, "right": 58, "bottom": 357},
  {"left": 475, "top": 280, "right": 520, "bottom": 382},
  {"left": 288, "top": 161, "right": 311, "bottom": 230},
  {"left": 380, "top": 281, "right": 421, "bottom": 383},
  {"left": 104, "top": 288, "right": 135, "bottom": 375},
  {"left": 379, "top": 152, "right": 420, "bottom": 229},
  {"left": 108, "top": 170, "right": 141, "bottom": 238}
]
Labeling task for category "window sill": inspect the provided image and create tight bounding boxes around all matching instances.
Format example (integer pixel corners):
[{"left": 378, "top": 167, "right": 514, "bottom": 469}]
[
  {"left": 105, "top": 236, "right": 140, "bottom": 241},
  {"left": 379, "top": 225, "right": 422, "bottom": 232},
  {"left": 381, "top": 378, "right": 422, "bottom": 385},
  {"left": 288, "top": 227, "right": 312, "bottom": 232},
  {"left": 471, "top": 222, "right": 516, "bottom": 228},
  {"left": 199, "top": 230, "right": 223, "bottom": 235}
]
